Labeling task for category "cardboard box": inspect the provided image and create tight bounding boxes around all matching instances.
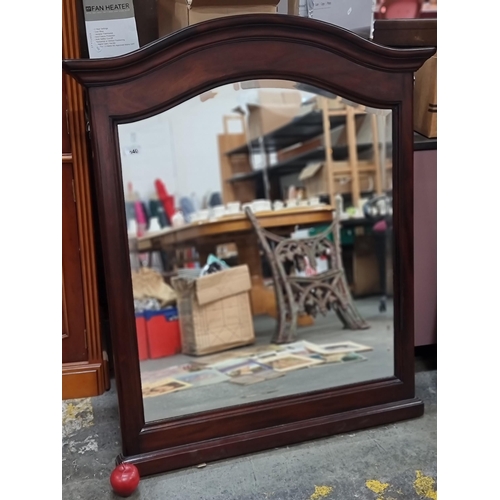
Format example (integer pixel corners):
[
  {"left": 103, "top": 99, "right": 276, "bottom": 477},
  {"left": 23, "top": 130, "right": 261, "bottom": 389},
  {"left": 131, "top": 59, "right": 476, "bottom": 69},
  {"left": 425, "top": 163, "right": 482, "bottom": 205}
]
[
  {"left": 247, "top": 89, "right": 303, "bottom": 142},
  {"left": 414, "top": 53, "right": 437, "bottom": 139},
  {"left": 299, "top": 162, "right": 328, "bottom": 196},
  {"left": 299, "top": 162, "right": 376, "bottom": 197},
  {"left": 158, "top": 0, "right": 279, "bottom": 38},
  {"left": 172, "top": 265, "right": 255, "bottom": 356}
]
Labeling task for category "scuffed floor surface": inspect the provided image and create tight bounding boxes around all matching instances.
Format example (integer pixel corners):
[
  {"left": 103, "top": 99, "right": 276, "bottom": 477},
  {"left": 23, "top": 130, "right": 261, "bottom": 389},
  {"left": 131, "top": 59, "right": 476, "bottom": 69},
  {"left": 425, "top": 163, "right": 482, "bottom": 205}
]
[
  {"left": 62, "top": 363, "right": 436, "bottom": 499},
  {"left": 62, "top": 399, "right": 94, "bottom": 439}
]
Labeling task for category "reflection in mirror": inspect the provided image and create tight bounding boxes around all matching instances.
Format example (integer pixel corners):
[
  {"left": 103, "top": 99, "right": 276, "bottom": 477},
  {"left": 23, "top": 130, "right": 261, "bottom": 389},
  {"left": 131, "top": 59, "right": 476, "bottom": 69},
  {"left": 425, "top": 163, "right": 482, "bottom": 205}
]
[{"left": 118, "top": 80, "right": 394, "bottom": 423}]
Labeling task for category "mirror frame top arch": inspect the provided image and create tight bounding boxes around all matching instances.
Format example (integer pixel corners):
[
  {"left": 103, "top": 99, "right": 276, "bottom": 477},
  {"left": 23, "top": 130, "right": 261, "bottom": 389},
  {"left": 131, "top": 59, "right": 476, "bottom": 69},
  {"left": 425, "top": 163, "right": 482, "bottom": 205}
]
[{"left": 63, "top": 14, "right": 435, "bottom": 477}]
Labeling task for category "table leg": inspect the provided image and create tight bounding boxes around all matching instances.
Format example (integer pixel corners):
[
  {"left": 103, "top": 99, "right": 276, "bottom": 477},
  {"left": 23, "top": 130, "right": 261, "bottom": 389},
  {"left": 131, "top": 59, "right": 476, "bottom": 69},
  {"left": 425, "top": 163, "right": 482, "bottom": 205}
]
[{"left": 234, "top": 236, "right": 273, "bottom": 316}]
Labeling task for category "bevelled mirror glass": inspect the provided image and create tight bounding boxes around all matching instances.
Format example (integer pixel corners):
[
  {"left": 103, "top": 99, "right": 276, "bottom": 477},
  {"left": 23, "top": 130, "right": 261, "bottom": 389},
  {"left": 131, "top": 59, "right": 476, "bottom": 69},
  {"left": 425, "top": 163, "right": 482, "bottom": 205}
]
[{"left": 117, "top": 80, "right": 394, "bottom": 423}]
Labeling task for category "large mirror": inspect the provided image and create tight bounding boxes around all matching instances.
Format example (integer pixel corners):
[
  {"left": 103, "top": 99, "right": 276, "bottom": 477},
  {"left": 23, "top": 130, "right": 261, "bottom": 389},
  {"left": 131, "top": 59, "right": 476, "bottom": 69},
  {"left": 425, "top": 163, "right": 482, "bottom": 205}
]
[
  {"left": 118, "top": 80, "right": 394, "bottom": 422},
  {"left": 63, "top": 14, "right": 434, "bottom": 476}
]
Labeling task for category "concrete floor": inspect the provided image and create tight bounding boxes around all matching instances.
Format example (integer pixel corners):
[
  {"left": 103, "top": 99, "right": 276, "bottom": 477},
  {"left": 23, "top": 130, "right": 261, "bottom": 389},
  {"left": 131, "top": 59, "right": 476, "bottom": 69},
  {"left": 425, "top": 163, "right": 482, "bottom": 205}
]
[{"left": 62, "top": 345, "right": 436, "bottom": 500}]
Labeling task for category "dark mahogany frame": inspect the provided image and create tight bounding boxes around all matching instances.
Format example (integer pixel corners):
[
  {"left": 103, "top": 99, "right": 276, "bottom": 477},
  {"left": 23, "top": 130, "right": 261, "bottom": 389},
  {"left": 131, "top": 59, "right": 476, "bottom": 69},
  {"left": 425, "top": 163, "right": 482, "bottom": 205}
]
[{"left": 63, "top": 14, "right": 436, "bottom": 477}]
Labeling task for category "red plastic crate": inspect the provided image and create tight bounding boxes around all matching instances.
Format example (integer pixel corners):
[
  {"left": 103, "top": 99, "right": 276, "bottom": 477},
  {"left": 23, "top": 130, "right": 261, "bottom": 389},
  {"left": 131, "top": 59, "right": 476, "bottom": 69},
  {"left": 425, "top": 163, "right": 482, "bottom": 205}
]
[
  {"left": 144, "top": 308, "right": 181, "bottom": 359},
  {"left": 135, "top": 314, "right": 149, "bottom": 361}
]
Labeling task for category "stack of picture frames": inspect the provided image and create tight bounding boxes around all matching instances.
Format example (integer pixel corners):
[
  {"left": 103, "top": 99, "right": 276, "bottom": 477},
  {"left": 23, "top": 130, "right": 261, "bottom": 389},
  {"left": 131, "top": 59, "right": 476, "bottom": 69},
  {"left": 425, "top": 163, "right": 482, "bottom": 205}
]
[{"left": 141, "top": 340, "right": 373, "bottom": 395}]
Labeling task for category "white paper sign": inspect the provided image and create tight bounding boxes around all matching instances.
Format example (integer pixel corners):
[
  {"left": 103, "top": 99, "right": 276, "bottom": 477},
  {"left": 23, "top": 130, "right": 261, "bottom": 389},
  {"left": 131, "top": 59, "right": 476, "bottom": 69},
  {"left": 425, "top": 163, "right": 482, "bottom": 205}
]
[{"left": 83, "top": 0, "right": 139, "bottom": 59}]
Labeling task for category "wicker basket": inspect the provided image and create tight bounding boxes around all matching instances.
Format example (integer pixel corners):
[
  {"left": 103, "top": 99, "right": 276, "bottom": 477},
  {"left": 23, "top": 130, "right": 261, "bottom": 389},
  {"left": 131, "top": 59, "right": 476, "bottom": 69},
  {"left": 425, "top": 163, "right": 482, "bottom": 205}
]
[{"left": 171, "top": 265, "right": 255, "bottom": 356}]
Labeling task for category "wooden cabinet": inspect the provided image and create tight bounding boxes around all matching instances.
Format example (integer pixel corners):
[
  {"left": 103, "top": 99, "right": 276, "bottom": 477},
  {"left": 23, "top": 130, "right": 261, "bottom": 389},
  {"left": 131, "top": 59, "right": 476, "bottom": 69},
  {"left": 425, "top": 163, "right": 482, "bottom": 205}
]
[
  {"left": 62, "top": 161, "right": 87, "bottom": 364},
  {"left": 62, "top": 0, "right": 109, "bottom": 399},
  {"left": 62, "top": 74, "right": 72, "bottom": 155}
]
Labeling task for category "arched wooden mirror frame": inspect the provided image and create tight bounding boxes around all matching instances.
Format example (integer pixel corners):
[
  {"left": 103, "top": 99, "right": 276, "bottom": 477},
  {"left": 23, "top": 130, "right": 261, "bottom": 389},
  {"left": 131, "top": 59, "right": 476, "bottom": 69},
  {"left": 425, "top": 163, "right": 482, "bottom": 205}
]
[{"left": 63, "top": 14, "right": 435, "bottom": 477}]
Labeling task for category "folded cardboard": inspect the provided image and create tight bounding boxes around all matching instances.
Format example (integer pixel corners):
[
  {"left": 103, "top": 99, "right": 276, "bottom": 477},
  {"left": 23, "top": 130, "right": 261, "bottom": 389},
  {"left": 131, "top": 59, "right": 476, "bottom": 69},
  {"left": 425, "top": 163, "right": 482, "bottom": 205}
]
[
  {"left": 299, "top": 162, "right": 327, "bottom": 196},
  {"left": 131, "top": 267, "right": 177, "bottom": 306},
  {"left": 158, "top": 0, "right": 279, "bottom": 38},
  {"left": 247, "top": 89, "right": 303, "bottom": 142},
  {"left": 299, "top": 162, "right": 376, "bottom": 197},
  {"left": 414, "top": 53, "right": 437, "bottom": 139},
  {"left": 172, "top": 265, "right": 255, "bottom": 356}
]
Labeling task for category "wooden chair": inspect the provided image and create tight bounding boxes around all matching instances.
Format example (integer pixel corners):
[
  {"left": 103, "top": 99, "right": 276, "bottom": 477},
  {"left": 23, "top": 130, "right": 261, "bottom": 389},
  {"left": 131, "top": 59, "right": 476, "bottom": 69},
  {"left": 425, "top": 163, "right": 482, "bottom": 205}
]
[{"left": 244, "top": 207, "right": 369, "bottom": 344}]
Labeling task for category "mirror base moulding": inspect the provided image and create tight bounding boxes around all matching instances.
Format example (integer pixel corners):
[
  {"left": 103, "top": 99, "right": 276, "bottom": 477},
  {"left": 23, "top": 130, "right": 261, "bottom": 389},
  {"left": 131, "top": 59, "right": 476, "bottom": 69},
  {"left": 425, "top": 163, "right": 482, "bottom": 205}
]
[{"left": 118, "top": 397, "right": 423, "bottom": 476}]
